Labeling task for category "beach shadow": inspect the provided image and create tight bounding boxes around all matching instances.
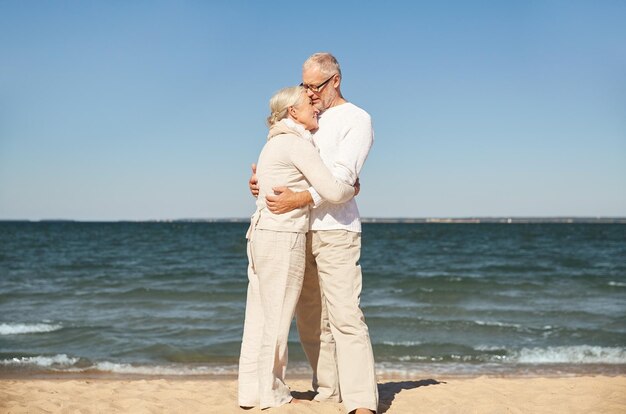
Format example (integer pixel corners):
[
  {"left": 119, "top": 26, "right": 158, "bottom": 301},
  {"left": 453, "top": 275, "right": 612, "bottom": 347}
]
[
  {"left": 377, "top": 379, "right": 444, "bottom": 413},
  {"left": 290, "top": 389, "right": 317, "bottom": 401},
  {"left": 291, "top": 379, "right": 444, "bottom": 412}
]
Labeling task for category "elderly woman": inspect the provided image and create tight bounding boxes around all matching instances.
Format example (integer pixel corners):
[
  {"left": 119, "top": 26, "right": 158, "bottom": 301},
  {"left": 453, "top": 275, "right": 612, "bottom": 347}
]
[{"left": 238, "top": 86, "right": 355, "bottom": 409}]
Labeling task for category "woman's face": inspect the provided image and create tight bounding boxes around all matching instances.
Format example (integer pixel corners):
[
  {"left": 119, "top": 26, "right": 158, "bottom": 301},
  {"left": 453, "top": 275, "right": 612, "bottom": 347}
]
[{"left": 289, "top": 93, "right": 320, "bottom": 131}]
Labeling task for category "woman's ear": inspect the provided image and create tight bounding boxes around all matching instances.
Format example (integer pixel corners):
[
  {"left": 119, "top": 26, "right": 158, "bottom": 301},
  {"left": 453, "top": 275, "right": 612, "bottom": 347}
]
[{"left": 288, "top": 106, "right": 296, "bottom": 118}]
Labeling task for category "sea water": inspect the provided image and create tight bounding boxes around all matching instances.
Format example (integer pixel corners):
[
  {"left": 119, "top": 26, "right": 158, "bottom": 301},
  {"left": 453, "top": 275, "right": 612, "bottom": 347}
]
[{"left": 1, "top": 222, "right": 624, "bottom": 377}]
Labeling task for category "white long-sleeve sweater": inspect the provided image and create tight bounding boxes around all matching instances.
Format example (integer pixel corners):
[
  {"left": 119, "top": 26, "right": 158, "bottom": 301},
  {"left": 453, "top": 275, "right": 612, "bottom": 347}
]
[
  {"left": 308, "top": 102, "right": 374, "bottom": 233},
  {"left": 253, "top": 119, "right": 355, "bottom": 234}
]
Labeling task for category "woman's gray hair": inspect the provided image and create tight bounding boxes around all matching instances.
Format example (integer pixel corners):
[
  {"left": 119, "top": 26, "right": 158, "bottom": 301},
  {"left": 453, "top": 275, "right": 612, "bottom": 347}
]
[
  {"left": 266, "top": 86, "right": 306, "bottom": 127},
  {"left": 303, "top": 52, "right": 342, "bottom": 79}
]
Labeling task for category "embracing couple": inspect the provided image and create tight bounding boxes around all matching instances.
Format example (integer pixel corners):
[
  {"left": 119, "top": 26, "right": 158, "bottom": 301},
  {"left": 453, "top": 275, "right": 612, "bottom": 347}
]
[{"left": 238, "top": 52, "right": 378, "bottom": 414}]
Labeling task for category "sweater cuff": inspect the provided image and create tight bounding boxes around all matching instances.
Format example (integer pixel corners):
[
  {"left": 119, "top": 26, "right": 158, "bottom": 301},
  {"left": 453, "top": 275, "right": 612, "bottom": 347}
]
[{"left": 307, "top": 187, "right": 323, "bottom": 208}]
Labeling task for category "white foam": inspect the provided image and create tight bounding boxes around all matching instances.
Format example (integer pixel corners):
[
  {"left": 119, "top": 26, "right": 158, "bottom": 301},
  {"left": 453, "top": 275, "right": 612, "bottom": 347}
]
[
  {"left": 0, "top": 354, "right": 79, "bottom": 367},
  {"left": 0, "top": 356, "right": 240, "bottom": 376},
  {"left": 382, "top": 340, "right": 423, "bottom": 346},
  {"left": 0, "top": 323, "right": 63, "bottom": 335},
  {"left": 91, "top": 362, "right": 218, "bottom": 376},
  {"left": 474, "top": 345, "right": 507, "bottom": 351},
  {"left": 608, "top": 281, "right": 626, "bottom": 287},
  {"left": 511, "top": 346, "right": 626, "bottom": 364},
  {"left": 474, "top": 320, "right": 522, "bottom": 328},
  {"left": 397, "top": 355, "right": 444, "bottom": 362}
]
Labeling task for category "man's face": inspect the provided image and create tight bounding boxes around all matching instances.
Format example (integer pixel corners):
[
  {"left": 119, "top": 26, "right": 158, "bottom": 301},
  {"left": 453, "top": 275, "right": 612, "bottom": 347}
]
[{"left": 302, "top": 66, "right": 336, "bottom": 112}]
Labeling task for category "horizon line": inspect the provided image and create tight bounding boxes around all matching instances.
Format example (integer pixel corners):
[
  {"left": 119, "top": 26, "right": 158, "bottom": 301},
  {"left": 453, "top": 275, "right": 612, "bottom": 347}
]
[{"left": 1, "top": 216, "right": 625, "bottom": 224}]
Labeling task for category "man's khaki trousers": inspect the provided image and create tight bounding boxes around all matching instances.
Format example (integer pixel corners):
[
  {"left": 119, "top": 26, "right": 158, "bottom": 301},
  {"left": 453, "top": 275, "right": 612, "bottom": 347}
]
[
  {"left": 296, "top": 230, "right": 379, "bottom": 413},
  {"left": 238, "top": 229, "right": 305, "bottom": 409}
]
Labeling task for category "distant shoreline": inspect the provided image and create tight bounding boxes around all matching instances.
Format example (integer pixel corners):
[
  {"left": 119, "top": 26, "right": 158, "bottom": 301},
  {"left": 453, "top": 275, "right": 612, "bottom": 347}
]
[{"left": 1, "top": 217, "right": 625, "bottom": 224}]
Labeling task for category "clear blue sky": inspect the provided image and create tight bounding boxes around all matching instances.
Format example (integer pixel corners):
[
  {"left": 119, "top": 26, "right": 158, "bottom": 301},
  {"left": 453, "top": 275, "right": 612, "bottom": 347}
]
[{"left": 1, "top": 1, "right": 624, "bottom": 220}]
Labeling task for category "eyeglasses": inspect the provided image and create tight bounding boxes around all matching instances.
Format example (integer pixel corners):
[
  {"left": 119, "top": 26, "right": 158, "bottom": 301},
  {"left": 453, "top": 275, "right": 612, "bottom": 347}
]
[{"left": 300, "top": 74, "right": 335, "bottom": 93}]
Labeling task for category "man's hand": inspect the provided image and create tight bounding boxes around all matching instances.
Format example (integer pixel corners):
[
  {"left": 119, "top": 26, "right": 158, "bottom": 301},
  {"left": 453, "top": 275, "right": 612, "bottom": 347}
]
[
  {"left": 354, "top": 177, "right": 360, "bottom": 196},
  {"left": 248, "top": 164, "right": 259, "bottom": 198},
  {"left": 266, "top": 187, "right": 313, "bottom": 214}
]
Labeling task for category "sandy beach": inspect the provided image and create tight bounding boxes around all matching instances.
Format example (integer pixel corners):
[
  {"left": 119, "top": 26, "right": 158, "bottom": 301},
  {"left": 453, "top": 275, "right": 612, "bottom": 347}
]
[{"left": 1, "top": 375, "right": 624, "bottom": 414}]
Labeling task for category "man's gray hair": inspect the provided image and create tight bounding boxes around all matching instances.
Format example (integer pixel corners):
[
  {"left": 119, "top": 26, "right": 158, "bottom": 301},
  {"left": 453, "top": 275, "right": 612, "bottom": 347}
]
[{"left": 303, "top": 52, "right": 342, "bottom": 78}]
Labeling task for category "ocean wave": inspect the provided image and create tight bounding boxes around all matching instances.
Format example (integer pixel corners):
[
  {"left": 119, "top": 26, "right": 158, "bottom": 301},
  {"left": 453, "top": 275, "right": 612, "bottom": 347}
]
[
  {"left": 608, "top": 281, "right": 626, "bottom": 287},
  {"left": 82, "top": 362, "right": 319, "bottom": 376},
  {"left": 0, "top": 323, "right": 63, "bottom": 335},
  {"left": 2, "top": 348, "right": 624, "bottom": 378},
  {"left": 381, "top": 341, "right": 423, "bottom": 346},
  {"left": 383, "top": 345, "right": 626, "bottom": 366},
  {"left": 0, "top": 354, "right": 79, "bottom": 367},
  {"left": 474, "top": 345, "right": 508, "bottom": 352},
  {"left": 88, "top": 362, "right": 220, "bottom": 376},
  {"left": 0, "top": 356, "right": 238, "bottom": 376},
  {"left": 473, "top": 320, "right": 522, "bottom": 328},
  {"left": 510, "top": 346, "right": 626, "bottom": 364},
  {"left": 396, "top": 354, "right": 483, "bottom": 363}
]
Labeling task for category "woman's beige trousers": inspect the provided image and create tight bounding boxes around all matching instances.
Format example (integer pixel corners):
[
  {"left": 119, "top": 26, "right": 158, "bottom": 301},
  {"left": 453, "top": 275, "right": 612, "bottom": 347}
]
[{"left": 238, "top": 228, "right": 305, "bottom": 409}]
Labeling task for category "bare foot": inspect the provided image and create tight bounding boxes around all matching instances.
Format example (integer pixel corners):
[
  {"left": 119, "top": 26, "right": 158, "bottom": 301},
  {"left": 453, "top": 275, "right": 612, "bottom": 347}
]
[{"left": 289, "top": 398, "right": 303, "bottom": 404}]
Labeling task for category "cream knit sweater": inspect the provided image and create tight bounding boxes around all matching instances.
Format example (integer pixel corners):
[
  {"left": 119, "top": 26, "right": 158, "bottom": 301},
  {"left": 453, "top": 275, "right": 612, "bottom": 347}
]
[{"left": 253, "top": 119, "right": 355, "bottom": 234}]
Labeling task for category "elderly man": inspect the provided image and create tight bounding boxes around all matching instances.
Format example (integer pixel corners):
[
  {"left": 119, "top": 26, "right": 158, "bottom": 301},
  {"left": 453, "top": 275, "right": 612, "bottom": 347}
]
[{"left": 249, "top": 52, "right": 378, "bottom": 414}]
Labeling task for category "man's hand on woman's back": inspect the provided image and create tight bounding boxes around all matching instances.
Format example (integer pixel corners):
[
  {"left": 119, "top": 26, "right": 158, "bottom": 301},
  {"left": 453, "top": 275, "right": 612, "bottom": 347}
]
[{"left": 249, "top": 164, "right": 259, "bottom": 198}]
